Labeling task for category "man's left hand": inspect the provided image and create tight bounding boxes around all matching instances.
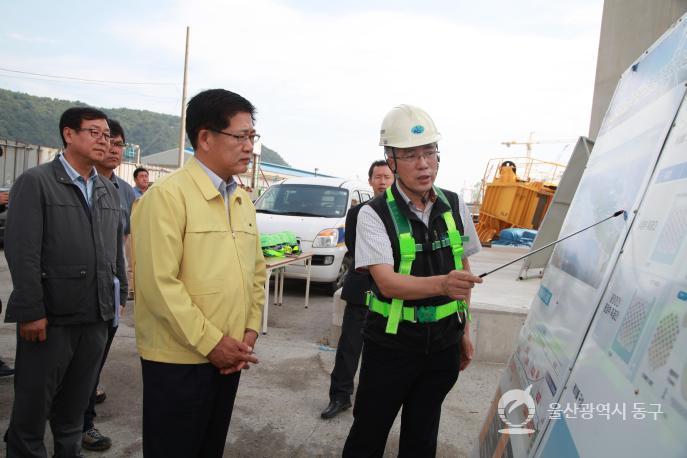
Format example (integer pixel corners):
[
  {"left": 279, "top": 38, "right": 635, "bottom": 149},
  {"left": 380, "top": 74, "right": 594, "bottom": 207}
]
[
  {"left": 219, "top": 329, "right": 258, "bottom": 375},
  {"left": 459, "top": 334, "right": 474, "bottom": 371}
]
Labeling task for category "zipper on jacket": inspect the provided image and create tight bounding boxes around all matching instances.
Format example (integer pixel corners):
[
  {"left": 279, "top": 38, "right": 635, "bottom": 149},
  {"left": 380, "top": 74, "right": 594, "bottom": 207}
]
[
  {"left": 425, "top": 324, "right": 431, "bottom": 354},
  {"left": 227, "top": 196, "right": 249, "bottom": 318},
  {"left": 226, "top": 196, "right": 236, "bottom": 238},
  {"left": 434, "top": 228, "right": 451, "bottom": 275},
  {"left": 424, "top": 229, "right": 435, "bottom": 276}
]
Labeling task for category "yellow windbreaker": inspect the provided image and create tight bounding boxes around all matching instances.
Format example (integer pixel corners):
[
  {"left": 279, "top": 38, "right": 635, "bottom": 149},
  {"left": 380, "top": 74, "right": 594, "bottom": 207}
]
[{"left": 132, "top": 158, "right": 266, "bottom": 364}]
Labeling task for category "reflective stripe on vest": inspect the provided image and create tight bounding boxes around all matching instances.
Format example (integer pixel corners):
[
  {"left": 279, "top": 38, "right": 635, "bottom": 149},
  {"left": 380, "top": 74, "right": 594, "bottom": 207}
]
[{"left": 378, "top": 186, "right": 469, "bottom": 334}]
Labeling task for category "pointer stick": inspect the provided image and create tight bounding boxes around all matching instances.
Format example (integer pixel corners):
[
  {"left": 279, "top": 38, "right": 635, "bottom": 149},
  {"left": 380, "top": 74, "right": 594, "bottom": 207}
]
[{"left": 478, "top": 210, "right": 626, "bottom": 278}]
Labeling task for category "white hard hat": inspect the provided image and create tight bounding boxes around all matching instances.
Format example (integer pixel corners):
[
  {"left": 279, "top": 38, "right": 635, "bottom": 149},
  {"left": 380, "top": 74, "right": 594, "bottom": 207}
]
[{"left": 379, "top": 104, "right": 441, "bottom": 148}]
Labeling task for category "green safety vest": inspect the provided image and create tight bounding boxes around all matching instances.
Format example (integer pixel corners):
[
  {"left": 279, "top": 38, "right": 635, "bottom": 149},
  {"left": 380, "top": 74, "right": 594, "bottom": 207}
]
[{"left": 366, "top": 187, "right": 470, "bottom": 334}]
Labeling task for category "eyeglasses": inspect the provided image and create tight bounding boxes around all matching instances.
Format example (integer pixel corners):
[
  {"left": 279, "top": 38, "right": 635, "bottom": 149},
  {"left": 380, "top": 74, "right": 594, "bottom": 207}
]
[
  {"left": 111, "top": 141, "right": 126, "bottom": 149},
  {"left": 209, "top": 128, "right": 261, "bottom": 144},
  {"left": 395, "top": 149, "right": 439, "bottom": 163},
  {"left": 77, "top": 128, "right": 111, "bottom": 141}
]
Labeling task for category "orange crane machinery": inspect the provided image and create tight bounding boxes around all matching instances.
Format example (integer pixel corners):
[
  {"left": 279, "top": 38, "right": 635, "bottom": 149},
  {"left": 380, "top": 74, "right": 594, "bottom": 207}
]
[{"left": 475, "top": 157, "right": 566, "bottom": 245}]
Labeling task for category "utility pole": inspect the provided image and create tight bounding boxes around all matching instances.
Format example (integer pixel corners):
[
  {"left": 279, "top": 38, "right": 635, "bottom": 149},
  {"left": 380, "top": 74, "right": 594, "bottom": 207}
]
[
  {"left": 251, "top": 141, "right": 262, "bottom": 200},
  {"left": 178, "top": 26, "right": 190, "bottom": 168}
]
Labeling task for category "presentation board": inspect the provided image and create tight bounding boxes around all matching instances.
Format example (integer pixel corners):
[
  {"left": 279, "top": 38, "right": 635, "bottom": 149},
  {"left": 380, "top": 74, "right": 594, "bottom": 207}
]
[{"left": 473, "top": 13, "right": 687, "bottom": 458}]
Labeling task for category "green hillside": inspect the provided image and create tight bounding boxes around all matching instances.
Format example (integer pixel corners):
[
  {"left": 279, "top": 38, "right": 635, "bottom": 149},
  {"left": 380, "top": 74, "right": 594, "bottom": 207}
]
[{"left": 0, "top": 88, "right": 289, "bottom": 165}]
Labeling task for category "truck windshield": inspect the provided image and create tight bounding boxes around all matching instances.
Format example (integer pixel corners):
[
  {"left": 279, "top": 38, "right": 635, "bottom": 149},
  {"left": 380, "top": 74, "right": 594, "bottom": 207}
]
[{"left": 255, "top": 184, "right": 349, "bottom": 218}]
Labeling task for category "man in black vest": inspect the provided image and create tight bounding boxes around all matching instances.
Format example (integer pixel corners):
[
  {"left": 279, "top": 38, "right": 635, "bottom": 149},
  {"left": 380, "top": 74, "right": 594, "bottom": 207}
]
[
  {"left": 343, "top": 104, "right": 483, "bottom": 456},
  {"left": 321, "top": 160, "right": 394, "bottom": 420},
  {"left": 4, "top": 107, "right": 127, "bottom": 457}
]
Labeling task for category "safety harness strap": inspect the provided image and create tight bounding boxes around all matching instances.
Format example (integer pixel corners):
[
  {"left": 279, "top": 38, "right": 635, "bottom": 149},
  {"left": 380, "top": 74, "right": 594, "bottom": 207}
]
[
  {"left": 385, "top": 188, "right": 414, "bottom": 334},
  {"left": 435, "top": 188, "right": 471, "bottom": 320},
  {"left": 380, "top": 187, "right": 470, "bottom": 334},
  {"left": 366, "top": 293, "right": 463, "bottom": 323}
]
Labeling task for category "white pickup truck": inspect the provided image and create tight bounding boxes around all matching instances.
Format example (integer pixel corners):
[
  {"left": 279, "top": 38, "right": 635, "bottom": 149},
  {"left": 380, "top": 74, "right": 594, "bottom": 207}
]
[{"left": 254, "top": 177, "right": 373, "bottom": 294}]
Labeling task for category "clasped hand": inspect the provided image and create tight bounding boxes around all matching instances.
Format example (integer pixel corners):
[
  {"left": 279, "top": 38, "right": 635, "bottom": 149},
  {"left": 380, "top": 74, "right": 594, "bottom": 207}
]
[{"left": 207, "top": 331, "right": 259, "bottom": 375}]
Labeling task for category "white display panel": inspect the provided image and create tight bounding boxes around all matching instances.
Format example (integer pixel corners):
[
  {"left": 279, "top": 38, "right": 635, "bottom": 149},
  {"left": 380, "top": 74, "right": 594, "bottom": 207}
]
[
  {"left": 537, "top": 93, "right": 687, "bottom": 458},
  {"left": 473, "top": 13, "right": 687, "bottom": 458}
]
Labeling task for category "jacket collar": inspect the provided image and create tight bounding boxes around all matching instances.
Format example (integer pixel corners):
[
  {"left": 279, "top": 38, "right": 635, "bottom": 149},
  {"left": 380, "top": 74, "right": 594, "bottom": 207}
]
[
  {"left": 51, "top": 156, "right": 108, "bottom": 204},
  {"left": 107, "top": 172, "right": 121, "bottom": 189},
  {"left": 52, "top": 155, "right": 75, "bottom": 186},
  {"left": 93, "top": 173, "right": 107, "bottom": 196},
  {"left": 184, "top": 157, "right": 223, "bottom": 201},
  {"left": 52, "top": 155, "right": 105, "bottom": 191}
]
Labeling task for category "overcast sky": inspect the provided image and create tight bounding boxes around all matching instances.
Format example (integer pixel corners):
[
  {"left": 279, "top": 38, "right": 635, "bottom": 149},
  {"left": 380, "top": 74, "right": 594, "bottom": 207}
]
[{"left": 1, "top": 0, "right": 604, "bottom": 191}]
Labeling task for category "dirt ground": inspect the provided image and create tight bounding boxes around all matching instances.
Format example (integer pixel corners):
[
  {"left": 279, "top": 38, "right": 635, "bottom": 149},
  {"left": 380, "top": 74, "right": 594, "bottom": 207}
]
[{"left": 0, "top": 253, "right": 505, "bottom": 457}]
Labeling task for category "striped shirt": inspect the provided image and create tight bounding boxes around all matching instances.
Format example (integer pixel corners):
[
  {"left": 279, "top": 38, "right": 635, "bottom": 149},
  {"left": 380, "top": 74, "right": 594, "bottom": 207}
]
[{"left": 355, "top": 186, "right": 480, "bottom": 269}]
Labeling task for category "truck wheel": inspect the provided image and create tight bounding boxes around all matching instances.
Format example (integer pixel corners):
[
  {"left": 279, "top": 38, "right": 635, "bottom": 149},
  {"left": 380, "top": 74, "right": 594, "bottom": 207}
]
[{"left": 328, "top": 255, "right": 352, "bottom": 296}]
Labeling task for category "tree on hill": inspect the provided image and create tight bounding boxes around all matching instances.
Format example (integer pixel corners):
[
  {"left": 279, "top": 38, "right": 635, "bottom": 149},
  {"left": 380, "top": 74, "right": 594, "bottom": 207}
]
[{"left": 0, "top": 88, "right": 290, "bottom": 166}]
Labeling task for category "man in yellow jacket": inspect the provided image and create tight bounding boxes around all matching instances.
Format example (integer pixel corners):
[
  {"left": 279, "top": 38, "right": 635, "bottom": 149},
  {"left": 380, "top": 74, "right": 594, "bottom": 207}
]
[{"left": 132, "top": 89, "right": 266, "bottom": 458}]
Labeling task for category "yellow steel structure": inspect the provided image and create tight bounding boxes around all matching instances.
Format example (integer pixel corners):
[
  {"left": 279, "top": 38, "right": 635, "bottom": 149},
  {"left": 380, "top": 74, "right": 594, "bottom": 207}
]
[{"left": 476, "top": 157, "right": 565, "bottom": 245}]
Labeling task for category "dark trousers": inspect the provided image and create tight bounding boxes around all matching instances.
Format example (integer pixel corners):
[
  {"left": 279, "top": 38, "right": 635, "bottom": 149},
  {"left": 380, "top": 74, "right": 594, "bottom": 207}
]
[
  {"left": 83, "top": 324, "right": 118, "bottom": 431},
  {"left": 141, "top": 359, "right": 241, "bottom": 458},
  {"left": 6, "top": 321, "right": 109, "bottom": 458},
  {"left": 328, "top": 303, "right": 366, "bottom": 402},
  {"left": 342, "top": 340, "right": 460, "bottom": 458}
]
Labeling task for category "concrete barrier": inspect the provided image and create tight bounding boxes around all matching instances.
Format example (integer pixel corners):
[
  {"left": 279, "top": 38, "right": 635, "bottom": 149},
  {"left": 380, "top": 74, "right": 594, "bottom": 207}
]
[
  {"left": 330, "top": 287, "right": 344, "bottom": 346},
  {"left": 470, "top": 303, "right": 527, "bottom": 363}
]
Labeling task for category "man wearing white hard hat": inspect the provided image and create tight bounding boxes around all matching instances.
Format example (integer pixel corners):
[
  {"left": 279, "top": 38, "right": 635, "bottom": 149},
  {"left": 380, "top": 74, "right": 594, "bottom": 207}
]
[{"left": 343, "top": 104, "right": 482, "bottom": 456}]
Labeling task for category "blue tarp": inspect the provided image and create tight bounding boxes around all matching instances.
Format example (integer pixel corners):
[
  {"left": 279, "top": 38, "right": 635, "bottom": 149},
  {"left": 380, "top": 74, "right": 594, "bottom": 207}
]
[{"left": 491, "top": 228, "right": 538, "bottom": 247}]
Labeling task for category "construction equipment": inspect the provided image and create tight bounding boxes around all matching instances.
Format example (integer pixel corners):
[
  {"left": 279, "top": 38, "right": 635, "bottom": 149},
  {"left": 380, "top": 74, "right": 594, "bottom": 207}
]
[
  {"left": 501, "top": 132, "right": 576, "bottom": 159},
  {"left": 475, "top": 157, "right": 565, "bottom": 245}
]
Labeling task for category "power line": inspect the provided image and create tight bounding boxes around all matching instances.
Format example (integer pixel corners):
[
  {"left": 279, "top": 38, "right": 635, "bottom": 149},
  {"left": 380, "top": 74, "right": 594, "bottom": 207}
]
[
  {"left": 0, "top": 67, "right": 177, "bottom": 87},
  {"left": 0, "top": 74, "right": 180, "bottom": 102}
]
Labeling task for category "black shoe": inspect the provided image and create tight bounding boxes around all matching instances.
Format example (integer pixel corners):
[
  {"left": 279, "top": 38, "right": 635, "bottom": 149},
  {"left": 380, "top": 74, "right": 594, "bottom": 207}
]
[
  {"left": 0, "top": 359, "right": 14, "bottom": 377},
  {"left": 320, "top": 399, "right": 352, "bottom": 419},
  {"left": 95, "top": 387, "right": 107, "bottom": 404}
]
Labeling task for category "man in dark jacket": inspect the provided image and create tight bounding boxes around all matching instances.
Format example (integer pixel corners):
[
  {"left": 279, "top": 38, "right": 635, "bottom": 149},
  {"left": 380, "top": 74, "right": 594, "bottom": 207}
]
[
  {"left": 80, "top": 119, "right": 137, "bottom": 452},
  {"left": 321, "top": 160, "right": 393, "bottom": 419},
  {"left": 4, "top": 107, "right": 127, "bottom": 458}
]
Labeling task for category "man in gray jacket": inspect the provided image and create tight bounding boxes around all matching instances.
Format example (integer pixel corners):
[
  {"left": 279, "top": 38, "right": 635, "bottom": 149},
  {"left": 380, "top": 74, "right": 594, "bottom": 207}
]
[
  {"left": 80, "top": 118, "right": 137, "bottom": 452},
  {"left": 4, "top": 107, "right": 127, "bottom": 457}
]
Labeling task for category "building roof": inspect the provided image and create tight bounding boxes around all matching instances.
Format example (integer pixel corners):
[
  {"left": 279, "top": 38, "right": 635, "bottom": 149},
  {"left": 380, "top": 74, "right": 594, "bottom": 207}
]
[
  {"left": 277, "top": 176, "right": 368, "bottom": 188},
  {"left": 259, "top": 161, "right": 335, "bottom": 178},
  {"left": 141, "top": 147, "right": 336, "bottom": 178},
  {"left": 141, "top": 147, "right": 194, "bottom": 167}
]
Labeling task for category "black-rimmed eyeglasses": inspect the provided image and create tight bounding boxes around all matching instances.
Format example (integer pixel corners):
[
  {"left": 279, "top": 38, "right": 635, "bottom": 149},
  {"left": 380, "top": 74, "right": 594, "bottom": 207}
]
[
  {"left": 77, "top": 128, "right": 111, "bottom": 141},
  {"left": 209, "top": 128, "right": 261, "bottom": 144}
]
